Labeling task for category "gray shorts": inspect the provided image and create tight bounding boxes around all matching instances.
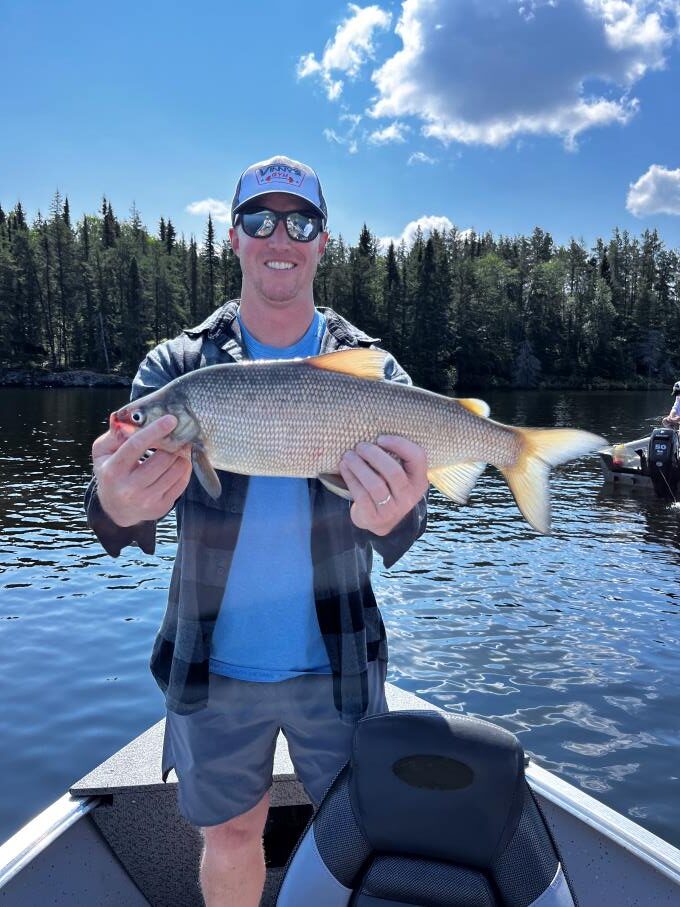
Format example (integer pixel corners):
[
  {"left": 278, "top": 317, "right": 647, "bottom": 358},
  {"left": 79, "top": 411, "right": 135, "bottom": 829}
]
[{"left": 162, "top": 660, "right": 388, "bottom": 827}]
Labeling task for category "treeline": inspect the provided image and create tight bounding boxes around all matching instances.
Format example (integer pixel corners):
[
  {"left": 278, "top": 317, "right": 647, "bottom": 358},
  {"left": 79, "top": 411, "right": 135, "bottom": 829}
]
[{"left": 1, "top": 193, "right": 679, "bottom": 391}]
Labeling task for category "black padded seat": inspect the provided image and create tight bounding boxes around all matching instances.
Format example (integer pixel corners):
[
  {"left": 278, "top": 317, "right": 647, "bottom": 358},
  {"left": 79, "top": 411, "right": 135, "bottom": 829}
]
[{"left": 276, "top": 711, "right": 576, "bottom": 907}]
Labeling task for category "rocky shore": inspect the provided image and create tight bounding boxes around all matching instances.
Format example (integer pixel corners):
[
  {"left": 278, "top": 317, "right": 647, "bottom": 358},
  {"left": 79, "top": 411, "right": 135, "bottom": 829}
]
[{"left": 0, "top": 368, "right": 132, "bottom": 388}]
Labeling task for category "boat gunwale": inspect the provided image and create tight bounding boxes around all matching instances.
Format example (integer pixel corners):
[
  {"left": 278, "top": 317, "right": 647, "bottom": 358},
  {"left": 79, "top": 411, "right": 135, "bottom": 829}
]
[
  {"left": 527, "top": 761, "right": 680, "bottom": 886},
  {"left": 0, "top": 793, "right": 100, "bottom": 889}
]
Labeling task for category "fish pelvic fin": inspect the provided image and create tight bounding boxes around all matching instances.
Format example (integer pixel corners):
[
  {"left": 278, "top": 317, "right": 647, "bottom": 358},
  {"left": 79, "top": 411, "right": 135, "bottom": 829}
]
[
  {"left": 318, "top": 472, "right": 353, "bottom": 500},
  {"left": 191, "top": 445, "right": 222, "bottom": 499},
  {"left": 428, "top": 461, "right": 487, "bottom": 504},
  {"left": 306, "top": 348, "right": 387, "bottom": 380},
  {"left": 455, "top": 398, "right": 491, "bottom": 418},
  {"left": 500, "top": 428, "right": 605, "bottom": 534}
]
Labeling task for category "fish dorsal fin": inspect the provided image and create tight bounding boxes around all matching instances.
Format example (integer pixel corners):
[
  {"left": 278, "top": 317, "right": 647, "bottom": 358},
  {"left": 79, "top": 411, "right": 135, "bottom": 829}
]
[
  {"left": 305, "top": 348, "right": 387, "bottom": 380},
  {"left": 455, "top": 398, "right": 491, "bottom": 418}
]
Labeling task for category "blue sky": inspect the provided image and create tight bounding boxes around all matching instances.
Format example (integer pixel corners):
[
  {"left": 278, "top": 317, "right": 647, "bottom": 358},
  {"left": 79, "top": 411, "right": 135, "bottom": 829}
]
[{"left": 2, "top": 0, "right": 680, "bottom": 250}]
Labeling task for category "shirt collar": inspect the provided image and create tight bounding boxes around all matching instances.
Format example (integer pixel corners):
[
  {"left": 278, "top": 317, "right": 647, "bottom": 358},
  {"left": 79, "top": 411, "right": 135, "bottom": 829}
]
[{"left": 183, "top": 299, "right": 379, "bottom": 354}]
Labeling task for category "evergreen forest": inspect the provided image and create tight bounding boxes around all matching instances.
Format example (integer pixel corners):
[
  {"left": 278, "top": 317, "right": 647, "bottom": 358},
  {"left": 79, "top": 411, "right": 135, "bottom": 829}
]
[{"left": 1, "top": 194, "right": 678, "bottom": 392}]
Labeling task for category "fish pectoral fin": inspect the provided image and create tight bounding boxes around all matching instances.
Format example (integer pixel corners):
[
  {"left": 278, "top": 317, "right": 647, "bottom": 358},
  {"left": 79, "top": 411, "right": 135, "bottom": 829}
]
[
  {"left": 191, "top": 446, "right": 222, "bottom": 499},
  {"left": 428, "top": 461, "right": 486, "bottom": 504},
  {"left": 318, "top": 472, "right": 354, "bottom": 500},
  {"left": 306, "top": 348, "right": 387, "bottom": 380},
  {"left": 455, "top": 397, "right": 491, "bottom": 418},
  {"left": 501, "top": 427, "right": 605, "bottom": 534}
]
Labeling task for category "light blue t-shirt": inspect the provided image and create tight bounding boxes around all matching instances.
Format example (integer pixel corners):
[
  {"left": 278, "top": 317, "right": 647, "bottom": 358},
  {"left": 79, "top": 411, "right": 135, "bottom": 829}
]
[{"left": 209, "top": 309, "right": 333, "bottom": 681}]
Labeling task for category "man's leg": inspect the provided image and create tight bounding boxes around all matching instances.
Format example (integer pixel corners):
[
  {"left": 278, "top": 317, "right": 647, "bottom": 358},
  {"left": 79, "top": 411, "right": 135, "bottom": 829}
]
[
  {"left": 200, "top": 790, "right": 271, "bottom": 907},
  {"left": 283, "top": 660, "right": 388, "bottom": 807}
]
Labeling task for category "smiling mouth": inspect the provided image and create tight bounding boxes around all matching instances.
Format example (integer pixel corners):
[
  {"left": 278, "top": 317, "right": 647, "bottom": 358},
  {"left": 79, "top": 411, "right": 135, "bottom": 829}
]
[{"left": 265, "top": 261, "right": 296, "bottom": 270}]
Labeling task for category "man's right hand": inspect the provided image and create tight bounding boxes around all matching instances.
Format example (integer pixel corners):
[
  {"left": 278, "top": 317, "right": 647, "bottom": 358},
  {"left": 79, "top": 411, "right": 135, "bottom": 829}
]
[{"left": 92, "top": 413, "right": 193, "bottom": 527}]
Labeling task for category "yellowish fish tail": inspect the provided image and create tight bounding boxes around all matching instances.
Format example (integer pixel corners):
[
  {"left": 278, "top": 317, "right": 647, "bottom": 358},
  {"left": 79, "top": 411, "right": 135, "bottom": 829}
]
[{"left": 500, "top": 428, "right": 604, "bottom": 534}]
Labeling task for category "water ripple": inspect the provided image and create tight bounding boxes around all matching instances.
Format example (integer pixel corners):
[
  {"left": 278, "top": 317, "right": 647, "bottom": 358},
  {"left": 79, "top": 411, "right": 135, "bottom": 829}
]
[{"left": 1, "top": 386, "right": 680, "bottom": 848}]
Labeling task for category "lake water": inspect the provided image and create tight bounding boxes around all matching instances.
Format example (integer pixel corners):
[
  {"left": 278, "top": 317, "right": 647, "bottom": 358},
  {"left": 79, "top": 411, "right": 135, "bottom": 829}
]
[{"left": 1, "top": 387, "right": 679, "bottom": 850}]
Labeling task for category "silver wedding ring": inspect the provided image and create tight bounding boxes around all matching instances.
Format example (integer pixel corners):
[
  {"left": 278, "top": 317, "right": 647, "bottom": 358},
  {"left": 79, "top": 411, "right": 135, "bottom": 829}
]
[{"left": 376, "top": 493, "right": 392, "bottom": 507}]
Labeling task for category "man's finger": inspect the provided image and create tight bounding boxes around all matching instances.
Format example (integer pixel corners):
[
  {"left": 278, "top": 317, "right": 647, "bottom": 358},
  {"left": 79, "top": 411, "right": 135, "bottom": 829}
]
[
  {"left": 338, "top": 460, "right": 371, "bottom": 507},
  {"left": 159, "top": 468, "right": 194, "bottom": 511},
  {"left": 340, "top": 451, "right": 390, "bottom": 504},
  {"left": 352, "top": 442, "right": 407, "bottom": 493},
  {"left": 131, "top": 449, "right": 187, "bottom": 488},
  {"left": 376, "top": 436, "right": 428, "bottom": 475},
  {"left": 108, "top": 415, "right": 179, "bottom": 472},
  {"left": 147, "top": 455, "right": 193, "bottom": 499}
]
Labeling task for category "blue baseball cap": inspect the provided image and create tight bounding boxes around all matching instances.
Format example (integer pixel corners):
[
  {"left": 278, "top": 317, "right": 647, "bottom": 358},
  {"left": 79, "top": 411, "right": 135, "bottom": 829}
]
[{"left": 231, "top": 155, "right": 328, "bottom": 225}]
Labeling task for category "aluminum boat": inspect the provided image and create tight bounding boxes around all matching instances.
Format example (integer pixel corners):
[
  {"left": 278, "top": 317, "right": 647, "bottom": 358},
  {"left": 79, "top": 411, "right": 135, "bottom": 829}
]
[{"left": 1, "top": 684, "right": 679, "bottom": 906}]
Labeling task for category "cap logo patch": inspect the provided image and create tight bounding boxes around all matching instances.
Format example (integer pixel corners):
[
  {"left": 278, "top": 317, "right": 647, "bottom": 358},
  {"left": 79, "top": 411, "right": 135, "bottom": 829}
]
[{"left": 256, "top": 164, "right": 306, "bottom": 188}]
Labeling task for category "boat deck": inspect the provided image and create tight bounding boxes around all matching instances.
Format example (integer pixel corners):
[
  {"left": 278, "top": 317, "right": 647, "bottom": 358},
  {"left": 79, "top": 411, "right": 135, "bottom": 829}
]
[{"left": 2, "top": 684, "right": 679, "bottom": 906}]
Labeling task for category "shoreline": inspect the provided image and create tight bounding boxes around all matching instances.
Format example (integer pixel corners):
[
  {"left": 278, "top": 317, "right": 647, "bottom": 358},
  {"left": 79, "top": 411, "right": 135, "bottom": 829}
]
[
  {"left": 0, "top": 368, "right": 132, "bottom": 388},
  {"left": 0, "top": 367, "right": 668, "bottom": 392}
]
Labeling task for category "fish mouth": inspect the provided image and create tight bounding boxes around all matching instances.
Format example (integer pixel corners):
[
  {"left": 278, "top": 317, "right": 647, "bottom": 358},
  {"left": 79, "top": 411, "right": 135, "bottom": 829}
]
[{"left": 111, "top": 406, "right": 136, "bottom": 435}]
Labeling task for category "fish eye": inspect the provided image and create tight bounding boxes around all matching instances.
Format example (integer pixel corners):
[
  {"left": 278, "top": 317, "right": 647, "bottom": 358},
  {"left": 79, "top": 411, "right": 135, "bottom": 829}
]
[{"left": 131, "top": 411, "right": 146, "bottom": 425}]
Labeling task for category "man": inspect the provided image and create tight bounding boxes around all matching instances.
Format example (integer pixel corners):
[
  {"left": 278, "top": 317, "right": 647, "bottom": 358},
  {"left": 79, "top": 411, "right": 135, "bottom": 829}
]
[
  {"left": 662, "top": 380, "right": 680, "bottom": 428},
  {"left": 86, "top": 155, "right": 428, "bottom": 907}
]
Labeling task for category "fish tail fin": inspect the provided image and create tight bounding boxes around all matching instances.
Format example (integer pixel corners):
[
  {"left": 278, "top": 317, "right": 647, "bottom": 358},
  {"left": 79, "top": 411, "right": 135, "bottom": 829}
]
[{"left": 500, "top": 428, "right": 604, "bottom": 533}]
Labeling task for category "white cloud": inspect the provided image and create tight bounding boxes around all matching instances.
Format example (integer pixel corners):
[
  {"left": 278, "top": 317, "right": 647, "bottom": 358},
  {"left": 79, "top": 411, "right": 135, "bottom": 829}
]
[
  {"left": 627, "top": 164, "right": 680, "bottom": 215},
  {"left": 323, "top": 111, "right": 362, "bottom": 153},
  {"left": 408, "top": 150, "right": 437, "bottom": 164},
  {"left": 368, "top": 121, "right": 410, "bottom": 144},
  {"left": 186, "top": 198, "right": 231, "bottom": 224},
  {"left": 323, "top": 127, "right": 359, "bottom": 153},
  {"left": 297, "top": 4, "right": 392, "bottom": 100},
  {"left": 368, "top": 0, "right": 678, "bottom": 148},
  {"left": 379, "top": 214, "right": 455, "bottom": 249}
]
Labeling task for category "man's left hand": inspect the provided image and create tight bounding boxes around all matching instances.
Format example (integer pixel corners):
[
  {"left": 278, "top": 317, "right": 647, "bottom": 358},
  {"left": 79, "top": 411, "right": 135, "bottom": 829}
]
[{"left": 339, "top": 435, "right": 429, "bottom": 536}]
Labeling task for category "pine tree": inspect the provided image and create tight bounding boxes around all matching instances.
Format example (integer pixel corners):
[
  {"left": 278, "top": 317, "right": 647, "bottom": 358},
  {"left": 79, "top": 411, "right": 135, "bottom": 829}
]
[
  {"left": 203, "top": 214, "right": 217, "bottom": 317},
  {"left": 166, "top": 219, "right": 176, "bottom": 255},
  {"left": 189, "top": 238, "right": 199, "bottom": 323},
  {"left": 122, "top": 256, "right": 146, "bottom": 372}
]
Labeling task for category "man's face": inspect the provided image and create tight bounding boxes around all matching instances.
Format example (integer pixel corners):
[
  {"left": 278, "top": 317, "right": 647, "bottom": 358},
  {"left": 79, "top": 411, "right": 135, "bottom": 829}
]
[{"left": 229, "top": 192, "right": 328, "bottom": 307}]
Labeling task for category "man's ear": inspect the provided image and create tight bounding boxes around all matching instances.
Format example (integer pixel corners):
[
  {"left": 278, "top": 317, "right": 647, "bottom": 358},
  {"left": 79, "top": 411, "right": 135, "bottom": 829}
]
[
  {"left": 318, "top": 230, "right": 329, "bottom": 258},
  {"left": 229, "top": 225, "right": 240, "bottom": 257}
]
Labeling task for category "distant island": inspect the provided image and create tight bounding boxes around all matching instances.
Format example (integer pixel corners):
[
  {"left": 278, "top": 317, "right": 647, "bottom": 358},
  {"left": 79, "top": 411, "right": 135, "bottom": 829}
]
[{"left": 0, "top": 194, "right": 677, "bottom": 392}]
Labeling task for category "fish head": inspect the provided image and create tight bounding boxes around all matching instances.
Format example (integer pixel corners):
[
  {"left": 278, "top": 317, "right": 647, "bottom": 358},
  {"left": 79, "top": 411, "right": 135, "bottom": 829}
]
[{"left": 112, "top": 387, "right": 200, "bottom": 450}]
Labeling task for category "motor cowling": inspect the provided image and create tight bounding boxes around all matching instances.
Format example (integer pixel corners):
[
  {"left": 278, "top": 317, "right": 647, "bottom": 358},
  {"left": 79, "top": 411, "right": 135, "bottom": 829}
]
[{"left": 648, "top": 428, "right": 680, "bottom": 497}]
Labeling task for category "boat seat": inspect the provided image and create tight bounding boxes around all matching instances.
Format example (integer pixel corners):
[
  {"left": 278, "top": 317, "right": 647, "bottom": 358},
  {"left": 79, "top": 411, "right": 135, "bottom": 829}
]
[{"left": 275, "top": 710, "right": 575, "bottom": 907}]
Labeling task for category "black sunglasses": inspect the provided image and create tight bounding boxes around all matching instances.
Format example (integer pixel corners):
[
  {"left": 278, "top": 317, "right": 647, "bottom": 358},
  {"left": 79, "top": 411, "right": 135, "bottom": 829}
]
[{"left": 236, "top": 208, "right": 324, "bottom": 243}]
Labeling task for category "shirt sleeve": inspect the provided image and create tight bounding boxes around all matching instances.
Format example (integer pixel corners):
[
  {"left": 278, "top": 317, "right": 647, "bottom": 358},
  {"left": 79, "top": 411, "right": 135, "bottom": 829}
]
[{"left": 83, "top": 337, "right": 189, "bottom": 557}]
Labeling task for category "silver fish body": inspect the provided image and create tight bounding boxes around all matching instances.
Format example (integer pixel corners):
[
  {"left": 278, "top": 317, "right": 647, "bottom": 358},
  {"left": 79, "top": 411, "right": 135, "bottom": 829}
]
[{"left": 114, "top": 349, "right": 604, "bottom": 533}]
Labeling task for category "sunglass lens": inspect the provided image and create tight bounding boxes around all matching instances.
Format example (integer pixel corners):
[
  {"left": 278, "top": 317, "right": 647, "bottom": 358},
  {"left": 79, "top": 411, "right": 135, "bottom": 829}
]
[
  {"left": 286, "top": 212, "right": 320, "bottom": 241},
  {"left": 241, "top": 211, "right": 276, "bottom": 238}
]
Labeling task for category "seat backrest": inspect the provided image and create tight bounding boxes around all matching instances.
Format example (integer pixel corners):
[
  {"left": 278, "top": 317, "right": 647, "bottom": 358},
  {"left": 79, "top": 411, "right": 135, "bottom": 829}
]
[{"left": 276, "top": 710, "right": 576, "bottom": 907}]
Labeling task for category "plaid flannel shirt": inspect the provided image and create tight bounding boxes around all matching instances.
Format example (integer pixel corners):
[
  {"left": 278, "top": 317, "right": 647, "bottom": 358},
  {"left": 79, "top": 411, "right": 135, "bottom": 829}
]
[{"left": 85, "top": 301, "right": 427, "bottom": 720}]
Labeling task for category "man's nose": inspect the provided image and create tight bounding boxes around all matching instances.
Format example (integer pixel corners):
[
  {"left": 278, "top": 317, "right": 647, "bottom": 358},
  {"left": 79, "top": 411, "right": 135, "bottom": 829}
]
[{"left": 268, "top": 218, "right": 292, "bottom": 245}]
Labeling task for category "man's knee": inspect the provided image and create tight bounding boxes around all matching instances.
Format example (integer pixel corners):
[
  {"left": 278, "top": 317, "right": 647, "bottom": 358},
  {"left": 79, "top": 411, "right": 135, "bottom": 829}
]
[{"left": 201, "top": 791, "right": 271, "bottom": 854}]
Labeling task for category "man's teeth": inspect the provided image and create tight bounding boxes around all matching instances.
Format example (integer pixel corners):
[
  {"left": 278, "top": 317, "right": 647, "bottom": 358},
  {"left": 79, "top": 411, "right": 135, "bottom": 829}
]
[{"left": 265, "top": 261, "right": 295, "bottom": 270}]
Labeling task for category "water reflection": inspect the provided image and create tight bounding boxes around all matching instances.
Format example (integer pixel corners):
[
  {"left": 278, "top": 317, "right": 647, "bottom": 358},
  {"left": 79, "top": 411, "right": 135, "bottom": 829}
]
[{"left": 1, "top": 386, "right": 679, "bottom": 850}]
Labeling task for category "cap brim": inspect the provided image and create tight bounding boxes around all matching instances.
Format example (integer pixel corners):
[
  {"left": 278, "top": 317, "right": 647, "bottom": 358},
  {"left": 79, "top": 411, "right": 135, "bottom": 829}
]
[{"left": 233, "top": 189, "right": 326, "bottom": 222}]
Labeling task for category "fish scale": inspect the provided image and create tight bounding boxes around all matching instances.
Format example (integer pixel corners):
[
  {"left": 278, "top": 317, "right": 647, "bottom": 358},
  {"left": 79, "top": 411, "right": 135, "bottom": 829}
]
[
  {"left": 175, "top": 363, "right": 518, "bottom": 476},
  {"left": 114, "top": 349, "right": 604, "bottom": 533}
]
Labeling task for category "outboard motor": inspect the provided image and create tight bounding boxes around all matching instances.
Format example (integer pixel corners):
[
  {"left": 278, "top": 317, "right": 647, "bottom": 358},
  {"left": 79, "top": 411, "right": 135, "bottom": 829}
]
[{"left": 648, "top": 428, "right": 680, "bottom": 497}]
